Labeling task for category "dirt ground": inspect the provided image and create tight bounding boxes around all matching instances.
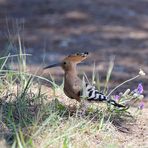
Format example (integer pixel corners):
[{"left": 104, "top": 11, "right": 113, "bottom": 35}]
[
  {"left": 117, "top": 108, "right": 148, "bottom": 148},
  {"left": 0, "top": 0, "right": 148, "bottom": 147}
]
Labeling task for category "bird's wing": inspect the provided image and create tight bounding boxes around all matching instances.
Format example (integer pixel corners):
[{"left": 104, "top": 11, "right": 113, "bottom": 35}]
[
  {"left": 82, "top": 82, "right": 126, "bottom": 108},
  {"left": 83, "top": 83, "right": 107, "bottom": 101}
]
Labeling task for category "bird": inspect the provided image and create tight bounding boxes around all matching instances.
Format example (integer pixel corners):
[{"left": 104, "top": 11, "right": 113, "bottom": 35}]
[{"left": 44, "top": 52, "right": 126, "bottom": 108}]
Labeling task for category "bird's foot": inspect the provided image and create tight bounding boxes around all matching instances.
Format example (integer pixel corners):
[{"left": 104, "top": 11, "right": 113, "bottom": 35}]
[{"left": 80, "top": 100, "right": 89, "bottom": 116}]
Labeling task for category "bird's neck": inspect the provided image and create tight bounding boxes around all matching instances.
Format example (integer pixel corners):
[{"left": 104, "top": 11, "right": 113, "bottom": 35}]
[
  {"left": 64, "top": 67, "right": 78, "bottom": 78},
  {"left": 65, "top": 69, "right": 78, "bottom": 77}
]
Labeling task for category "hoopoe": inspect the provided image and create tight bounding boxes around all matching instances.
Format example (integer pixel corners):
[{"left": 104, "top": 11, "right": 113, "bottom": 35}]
[{"left": 44, "top": 52, "right": 125, "bottom": 108}]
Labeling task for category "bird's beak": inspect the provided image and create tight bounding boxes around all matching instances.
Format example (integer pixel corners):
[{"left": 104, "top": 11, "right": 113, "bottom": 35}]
[{"left": 43, "top": 63, "right": 61, "bottom": 69}]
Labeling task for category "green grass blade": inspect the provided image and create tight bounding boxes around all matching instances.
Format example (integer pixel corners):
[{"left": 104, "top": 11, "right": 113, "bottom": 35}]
[
  {"left": 103, "top": 57, "right": 115, "bottom": 95},
  {"left": 0, "top": 53, "right": 10, "bottom": 70}
]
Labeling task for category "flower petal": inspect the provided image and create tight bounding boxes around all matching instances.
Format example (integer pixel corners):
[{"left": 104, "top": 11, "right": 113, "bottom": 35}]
[
  {"left": 139, "top": 101, "right": 144, "bottom": 110},
  {"left": 139, "top": 69, "right": 146, "bottom": 76},
  {"left": 137, "top": 83, "right": 143, "bottom": 94},
  {"left": 114, "top": 95, "right": 120, "bottom": 101}
]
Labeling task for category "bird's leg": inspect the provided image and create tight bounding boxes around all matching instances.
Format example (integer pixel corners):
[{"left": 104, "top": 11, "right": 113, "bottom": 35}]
[
  {"left": 76, "top": 100, "right": 82, "bottom": 117},
  {"left": 80, "top": 99, "right": 89, "bottom": 116}
]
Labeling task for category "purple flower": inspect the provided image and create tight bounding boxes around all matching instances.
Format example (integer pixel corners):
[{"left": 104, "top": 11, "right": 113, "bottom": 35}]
[
  {"left": 139, "top": 101, "right": 144, "bottom": 110},
  {"left": 114, "top": 95, "right": 120, "bottom": 101},
  {"left": 137, "top": 83, "right": 143, "bottom": 94}
]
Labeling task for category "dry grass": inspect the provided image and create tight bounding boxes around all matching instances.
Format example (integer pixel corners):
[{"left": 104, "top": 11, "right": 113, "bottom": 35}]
[
  {"left": 0, "top": 75, "right": 147, "bottom": 148},
  {"left": 0, "top": 42, "right": 147, "bottom": 147}
]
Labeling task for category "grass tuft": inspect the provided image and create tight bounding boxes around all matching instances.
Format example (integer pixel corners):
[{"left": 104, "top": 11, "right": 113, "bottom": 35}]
[{"left": 0, "top": 36, "right": 146, "bottom": 147}]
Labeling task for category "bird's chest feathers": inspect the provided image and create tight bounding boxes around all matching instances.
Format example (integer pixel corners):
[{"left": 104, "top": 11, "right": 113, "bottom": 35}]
[{"left": 64, "top": 73, "right": 82, "bottom": 99}]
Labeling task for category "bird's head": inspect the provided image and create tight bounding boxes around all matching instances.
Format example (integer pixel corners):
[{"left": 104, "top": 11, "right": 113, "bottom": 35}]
[{"left": 44, "top": 52, "right": 89, "bottom": 71}]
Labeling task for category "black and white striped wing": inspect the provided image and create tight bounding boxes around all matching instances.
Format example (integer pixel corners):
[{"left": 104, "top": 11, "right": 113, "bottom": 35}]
[
  {"left": 82, "top": 82, "right": 126, "bottom": 108},
  {"left": 84, "top": 83, "right": 107, "bottom": 101}
]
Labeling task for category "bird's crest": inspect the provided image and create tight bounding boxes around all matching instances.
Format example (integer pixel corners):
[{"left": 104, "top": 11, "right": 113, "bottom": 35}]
[
  {"left": 43, "top": 52, "right": 89, "bottom": 69},
  {"left": 64, "top": 52, "right": 89, "bottom": 63}
]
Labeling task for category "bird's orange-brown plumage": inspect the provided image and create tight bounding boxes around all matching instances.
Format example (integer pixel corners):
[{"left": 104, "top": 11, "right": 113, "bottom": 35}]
[
  {"left": 44, "top": 52, "right": 88, "bottom": 102},
  {"left": 44, "top": 52, "right": 126, "bottom": 108}
]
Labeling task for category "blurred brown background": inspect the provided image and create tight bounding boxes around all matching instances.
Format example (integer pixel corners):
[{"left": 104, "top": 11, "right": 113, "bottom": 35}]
[{"left": 0, "top": 0, "right": 147, "bottom": 97}]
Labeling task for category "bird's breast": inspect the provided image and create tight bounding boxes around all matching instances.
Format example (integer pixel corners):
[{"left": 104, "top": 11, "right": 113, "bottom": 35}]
[{"left": 64, "top": 75, "right": 81, "bottom": 102}]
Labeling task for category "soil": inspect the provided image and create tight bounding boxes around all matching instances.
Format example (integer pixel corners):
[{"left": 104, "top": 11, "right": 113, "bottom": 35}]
[{"left": 0, "top": 0, "right": 148, "bottom": 147}]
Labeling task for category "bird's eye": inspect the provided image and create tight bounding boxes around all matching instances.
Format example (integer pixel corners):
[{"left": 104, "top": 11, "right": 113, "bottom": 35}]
[{"left": 63, "top": 62, "right": 66, "bottom": 65}]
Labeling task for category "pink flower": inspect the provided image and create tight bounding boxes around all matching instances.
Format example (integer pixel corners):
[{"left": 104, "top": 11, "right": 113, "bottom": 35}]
[
  {"left": 139, "top": 101, "right": 144, "bottom": 110},
  {"left": 114, "top": 95, "right": 120, "bottom": 101},
  {"left": 137, "top": 83, "right": 143, "bottom": 94}
]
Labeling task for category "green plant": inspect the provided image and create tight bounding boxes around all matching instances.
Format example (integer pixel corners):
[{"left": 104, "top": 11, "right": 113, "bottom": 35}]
[{"left": 0, "top": 34, "right": 146, "bottom": 147}]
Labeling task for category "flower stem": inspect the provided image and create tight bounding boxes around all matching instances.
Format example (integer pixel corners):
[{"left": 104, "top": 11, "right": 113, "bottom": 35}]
[{"left": 107, "top": 75, "right": 140, "bottom": 97}]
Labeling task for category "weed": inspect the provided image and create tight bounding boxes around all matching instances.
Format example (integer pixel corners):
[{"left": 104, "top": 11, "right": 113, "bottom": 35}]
[{"left": 0, "top": 36, "right": 146, "bottom": 147}]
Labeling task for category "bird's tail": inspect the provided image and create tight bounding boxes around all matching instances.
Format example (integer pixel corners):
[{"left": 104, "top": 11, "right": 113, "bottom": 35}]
[
  {"left": 83, "top": 83, "right": 127, "bottom": 108},
  {"left": 106, "top": 98, "right": 126, "bottom": 108},
  {"left": 86, "top": 91, "right": 126, "bottom": 108},
  {"left": 87, "top": 95, "right": 126, "bottom": 108}
]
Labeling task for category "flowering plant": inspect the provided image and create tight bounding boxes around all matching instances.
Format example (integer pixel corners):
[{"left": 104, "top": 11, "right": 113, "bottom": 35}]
[
  {"left": 108, "top": 69, "right": 146, "bottom": 112},
  {"left": 113, "top": 83, "right": 144, "bottom": 110}
]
